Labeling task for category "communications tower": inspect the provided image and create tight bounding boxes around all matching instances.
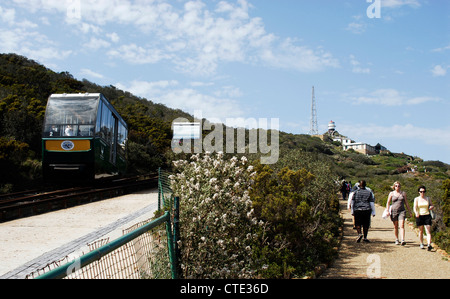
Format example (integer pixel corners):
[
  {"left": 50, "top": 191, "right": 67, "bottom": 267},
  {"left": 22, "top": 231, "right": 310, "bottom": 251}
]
[{"left": 309, "top": 86, "right": 318, "bottom": 135}]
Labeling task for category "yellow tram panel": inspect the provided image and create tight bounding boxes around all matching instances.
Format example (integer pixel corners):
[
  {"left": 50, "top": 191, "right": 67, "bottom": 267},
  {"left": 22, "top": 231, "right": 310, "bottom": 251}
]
[{"left": 45, "top": 140, "right": 91, "bottom": 152}]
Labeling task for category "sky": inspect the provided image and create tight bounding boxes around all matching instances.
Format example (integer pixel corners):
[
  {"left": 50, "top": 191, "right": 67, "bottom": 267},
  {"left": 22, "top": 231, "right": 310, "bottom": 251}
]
[{"left": 1, "top": 0, "right": 449, "bottom": 164}]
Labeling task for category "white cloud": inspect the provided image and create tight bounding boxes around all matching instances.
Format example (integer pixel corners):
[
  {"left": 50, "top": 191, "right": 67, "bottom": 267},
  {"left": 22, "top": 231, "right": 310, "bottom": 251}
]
[
  {"left": 348, "top": 88, "right": 441, "bottom": 106},
  {"left": 23, "top": 46, "right": 72, "bottom": 63},
  {"left": 431, "top": 65, "right": 447, "bottom": 77},
  {"left": 213, "top": 86, "right": 243, "bottom": 98},
  {"left": 381, "top": 0, "right": 421, "bottom": 8},
  {"left": 107, "top": 43, "right": 172, "bottom": 64},
  {"left": 9, "top": 0, "right": 339, "bottom": 76},
  {"left": 85, "top": 37, "right": 110, "bottom": 50},
  {"left": 346, "top": 22, "right": 367, "bottom": 34},
  {"left": 0, "top": 4, "right": 72, "bottom": 65},
  {"left": 0, "top": 27, "right": 71, "bottom": 64},
  {"left": 347, "top": 0, "right": 420, "bottom": 34},
  {"left": 0, "top": 6, "right": 16, "bottom": 25},
  {"left": 189, "top": 81, "right": 214, "bottom": 87},
  {"left": 106, "top": 32, "right": 120, "bottom": 43},
  {"left": 80, "top": 68, "right": 104, "bottom": 79},
  {"left": 432, "top": 45, "right": 450, "bottom": 52},
  {"left": 115, "top": 80, "right": 179, "bottom": 98},
  {"left": 340, "top": 123, "right": 450, "bottom": 150},
  {"left": 161, "top": 88, "right": 244, "bottom": 120},
  {"left": 12, "top": 0, "right": 67, "bottom": 13},
  {"left": 78, "top": 22, "right": 102, "bottom": 35},
  {"left": 260, "top": 38, "right": 339, "bottom": 72},
  {"left": 349, "top": 55, "right": 370, "bottom": 74},
  {"left": 346, "top": 15, "right": 367, "bottom": 34},
  {"left": 0, "top": 6, "right": 37, "bottom": 29},
  {"left": 116, "top": 80, "right": 245, "bottom": 120}
]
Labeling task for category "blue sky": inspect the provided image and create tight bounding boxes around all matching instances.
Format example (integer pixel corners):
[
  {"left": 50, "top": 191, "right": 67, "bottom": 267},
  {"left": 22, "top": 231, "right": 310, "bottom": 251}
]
[{"left": 1, "top": 0, "right": 449, "bottom": 163}]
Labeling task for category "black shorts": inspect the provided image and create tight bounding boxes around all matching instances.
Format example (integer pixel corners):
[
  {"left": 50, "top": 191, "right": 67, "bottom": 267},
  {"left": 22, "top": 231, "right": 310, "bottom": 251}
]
[
  {"left": 354, "top": 210, "right": 372, "bottom": 227},
  {"left": 416, "top": 214, "right": 432, "bottom": 226}
]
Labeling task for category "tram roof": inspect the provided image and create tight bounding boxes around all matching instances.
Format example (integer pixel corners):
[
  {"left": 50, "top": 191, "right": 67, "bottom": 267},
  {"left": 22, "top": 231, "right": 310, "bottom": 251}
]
[
  {"left": 49, "top": 93, "right": 102, "bottom": 99},
  {"left": 48, "top": 93, "right": 127, "bottom": 128}
]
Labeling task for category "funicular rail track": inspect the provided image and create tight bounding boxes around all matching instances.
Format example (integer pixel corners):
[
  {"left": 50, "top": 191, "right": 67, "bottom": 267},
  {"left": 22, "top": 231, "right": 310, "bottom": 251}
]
[{"left": 0, "top": 174, "right": 158, "bottom": 223}]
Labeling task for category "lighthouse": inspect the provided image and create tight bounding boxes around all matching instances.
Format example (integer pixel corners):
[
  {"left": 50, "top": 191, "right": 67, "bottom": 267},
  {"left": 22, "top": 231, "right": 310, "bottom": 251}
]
[{"left": 328, "top": 120, "right": 336, "bottom": 135}]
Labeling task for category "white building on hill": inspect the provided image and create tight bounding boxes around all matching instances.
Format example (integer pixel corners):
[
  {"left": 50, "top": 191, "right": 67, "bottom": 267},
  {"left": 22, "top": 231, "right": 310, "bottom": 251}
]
[
  {"left": 326, "top": 120, "right": 379, "bottom": 155},
  {"left": 343, "top": 141, "right": 377, "bottom": 155}
]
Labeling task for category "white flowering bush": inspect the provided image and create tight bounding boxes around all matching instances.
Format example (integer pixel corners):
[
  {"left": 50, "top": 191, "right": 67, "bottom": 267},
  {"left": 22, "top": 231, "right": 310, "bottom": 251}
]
[{"left": 169, "top": 152, "right": 261, "bottom": 279}]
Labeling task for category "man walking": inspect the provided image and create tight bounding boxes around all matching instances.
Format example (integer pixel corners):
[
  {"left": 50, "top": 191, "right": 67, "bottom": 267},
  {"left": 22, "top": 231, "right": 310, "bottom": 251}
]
[{"left": 349, "top": 180, "right": 376, "bottom": 242}]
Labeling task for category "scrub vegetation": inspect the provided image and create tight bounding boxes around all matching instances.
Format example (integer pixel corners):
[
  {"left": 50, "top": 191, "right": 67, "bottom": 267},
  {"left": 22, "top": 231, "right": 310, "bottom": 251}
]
[{"left": 1, "top": 53, "right": 449, "bottom": 277}]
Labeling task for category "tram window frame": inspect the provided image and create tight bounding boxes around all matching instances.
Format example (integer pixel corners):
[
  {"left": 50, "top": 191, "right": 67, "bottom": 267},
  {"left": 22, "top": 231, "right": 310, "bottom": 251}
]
[
  {"left": 95, "top": 101, "right": 103, "bottom": 138},
  {"left": 94, "top": 96, "right": 128, "bottom": 158},
  {"left": 43, "top": 96, "right": 98, "bottom": 138},
  {"left": 117, "top": 121, "right": 127, "bottom": 156},
  {"left": 100, "top": 101, "right": 112, "bottom": 142}
]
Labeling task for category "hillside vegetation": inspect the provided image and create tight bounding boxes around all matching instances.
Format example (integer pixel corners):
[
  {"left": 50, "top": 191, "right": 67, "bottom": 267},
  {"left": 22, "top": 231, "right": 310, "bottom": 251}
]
[
  {"left": 1, "top": 53, "right": 449, "bottom": 276},
  {"left": 0, "top": 53, "right": 190, "bottom": 190}
]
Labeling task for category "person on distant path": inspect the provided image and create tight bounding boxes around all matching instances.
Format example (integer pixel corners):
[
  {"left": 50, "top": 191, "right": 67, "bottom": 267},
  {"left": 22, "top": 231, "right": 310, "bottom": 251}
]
[
  {"left": 348, "top": 182, "right": 358, "bottom": 229},
  {"left": 341, "top": 181, "right": 349, "bottom": 201},
  {"left": 413, "top": 186, "right": 434, "bottom": 251},
  {"left": 348, "top": 182, "right": 375, "bottom": 229},
  {"left": 386, "top": 181, "right": 412, "bottom": 246},
  {"left": 348, "top": 180, "right": 376, "bottom": 243}
]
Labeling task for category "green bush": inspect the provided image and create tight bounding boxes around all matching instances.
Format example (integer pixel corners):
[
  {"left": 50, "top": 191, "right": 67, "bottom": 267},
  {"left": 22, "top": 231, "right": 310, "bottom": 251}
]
[{"left": 250, "top": 150, "right": 341, "bottom": 278}]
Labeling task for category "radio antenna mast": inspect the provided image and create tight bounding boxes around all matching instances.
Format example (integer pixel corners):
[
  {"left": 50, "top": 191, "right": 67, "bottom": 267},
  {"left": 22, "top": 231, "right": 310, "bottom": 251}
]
[{"left": 309, "top": 86, "right": 318, "bottom": 135}]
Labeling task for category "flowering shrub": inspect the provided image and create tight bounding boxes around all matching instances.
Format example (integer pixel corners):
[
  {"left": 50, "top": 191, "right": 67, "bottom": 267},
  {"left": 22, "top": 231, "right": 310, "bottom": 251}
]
[{"left": 170, "top": 152, "right": 261, "bottom": 278}]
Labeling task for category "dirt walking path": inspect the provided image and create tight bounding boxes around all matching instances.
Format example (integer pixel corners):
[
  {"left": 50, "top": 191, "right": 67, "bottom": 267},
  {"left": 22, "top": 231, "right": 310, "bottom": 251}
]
[{"left": 320, "top": 200, "right": 450, "bottom": 279}]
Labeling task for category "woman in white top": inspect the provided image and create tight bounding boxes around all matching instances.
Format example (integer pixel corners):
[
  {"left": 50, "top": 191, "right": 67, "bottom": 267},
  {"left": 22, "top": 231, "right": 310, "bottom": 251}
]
[{"left": 413, "top": 185, "right": 434, "bottom": 251}]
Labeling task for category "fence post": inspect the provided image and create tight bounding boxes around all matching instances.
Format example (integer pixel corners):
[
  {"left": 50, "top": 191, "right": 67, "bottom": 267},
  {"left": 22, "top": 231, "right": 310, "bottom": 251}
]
[
  {"left": 165, "top": 211, "right": 177, "bottom": 279},
  {"left": 158, "top": 167, "right": 161, "bottom": 211},
  {"left": 173, "top": 197, "right": 181, "bottom": 278}
]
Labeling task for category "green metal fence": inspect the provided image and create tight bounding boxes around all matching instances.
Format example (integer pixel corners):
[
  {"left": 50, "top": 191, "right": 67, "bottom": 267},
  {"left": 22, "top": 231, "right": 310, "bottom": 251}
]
[
  {"left": 34, "top": 169, "right": 178, "bottom": 279},
  {"left": 158, "top": 167, "right": 173, "bottom": 210}
]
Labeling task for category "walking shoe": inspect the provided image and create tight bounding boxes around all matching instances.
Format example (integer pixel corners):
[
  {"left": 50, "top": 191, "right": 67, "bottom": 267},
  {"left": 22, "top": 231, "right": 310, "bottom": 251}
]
[
  {"left": 420, "top": 243, "right": 424, "bottom": 249},
  {"left": 363, "top": 238, "right": 371, "bottom": 243},
  {"left": 356, "top": 234, "right": 363, "bottom": 243},
  {"left": 427, "top": 245, "right": 433, "bottom": 251},
  {"left": 395, "top": 239, "right": 400, "bottom": 245},
  {"left": 401, "top": 240, "right": 406, "bottom": 246}
]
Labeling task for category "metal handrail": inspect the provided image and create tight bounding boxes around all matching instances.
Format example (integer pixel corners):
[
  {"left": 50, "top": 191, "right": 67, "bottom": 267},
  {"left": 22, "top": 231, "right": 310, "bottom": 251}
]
[{"left": 35, "top": 211, "right": 175, "bottom": 279}]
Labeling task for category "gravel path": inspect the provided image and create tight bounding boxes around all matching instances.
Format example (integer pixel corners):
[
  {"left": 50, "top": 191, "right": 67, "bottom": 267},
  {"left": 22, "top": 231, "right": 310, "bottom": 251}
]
[{"left": 320, "top": 200, "right": 450, "bottom": 279}]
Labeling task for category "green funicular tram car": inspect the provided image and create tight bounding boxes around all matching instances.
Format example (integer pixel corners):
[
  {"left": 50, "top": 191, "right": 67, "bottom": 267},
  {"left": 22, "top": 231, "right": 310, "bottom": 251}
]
[{"left": 42, "top": 93, "right": 128, "bottom": 182}]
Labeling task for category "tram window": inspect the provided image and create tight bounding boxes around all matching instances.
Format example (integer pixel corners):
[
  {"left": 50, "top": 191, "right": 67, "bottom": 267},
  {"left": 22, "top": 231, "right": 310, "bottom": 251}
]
[
  {"left": 117, "top": 122, "right": 127, "bottom": 155},
  {"left": 109, "top": 114, "right": 116, "bottom": 145},
  {"left": 44, "top": 125, "right": 58, "bottom": 137},
  {"left": 79, "top": 125, "right": 95, "bottom": 136},
  {"left": 96, "top": 101, "right": 102, "bottom": 137},
  {"left": 43, "top": 97, "right": 98, "bottom": 137},
  {"left": 100, "top": 102, "right": 112, "bottom": 142},
  {"left": 64, "top": 125, "right": 76, "bottom": 136}
]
